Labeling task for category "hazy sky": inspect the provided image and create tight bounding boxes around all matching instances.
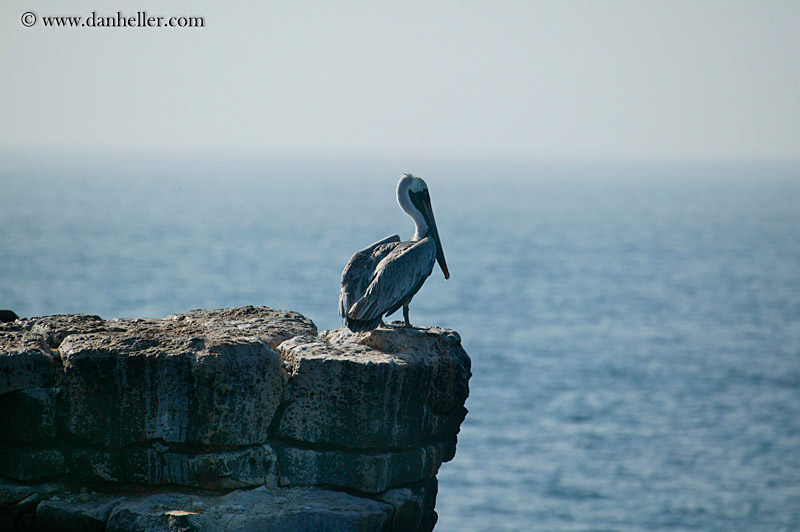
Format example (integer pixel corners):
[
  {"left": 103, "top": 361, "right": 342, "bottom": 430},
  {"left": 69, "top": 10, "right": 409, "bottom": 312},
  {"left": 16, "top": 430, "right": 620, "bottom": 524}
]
[{"left": 2, "top": 1, "right": 799, "bottom": 163}]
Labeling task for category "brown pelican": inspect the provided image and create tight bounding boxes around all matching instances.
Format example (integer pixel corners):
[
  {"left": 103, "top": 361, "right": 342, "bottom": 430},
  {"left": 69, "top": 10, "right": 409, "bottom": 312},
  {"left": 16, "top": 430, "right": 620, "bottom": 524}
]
[{"left": 339, "top": 173, "right": 449, "bottom": 332}]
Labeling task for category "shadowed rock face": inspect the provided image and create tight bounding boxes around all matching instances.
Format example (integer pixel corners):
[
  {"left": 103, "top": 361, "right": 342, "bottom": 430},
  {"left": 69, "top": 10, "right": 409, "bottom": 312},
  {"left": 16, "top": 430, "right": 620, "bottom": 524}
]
[
  {"left": 0, "top": 307, "right": 470, "bottom": 532},
  {"left": 278, "top": 326, "right": 471, "bottom": 458},
  {"left": 0, "top": 330, "right": 59, "bottom": 395}
]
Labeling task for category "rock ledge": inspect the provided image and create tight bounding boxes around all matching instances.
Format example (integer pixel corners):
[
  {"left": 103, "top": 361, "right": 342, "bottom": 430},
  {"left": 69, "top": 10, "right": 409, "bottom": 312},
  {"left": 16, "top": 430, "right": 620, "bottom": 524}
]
[{"left": 0, "top": 306, "right": 471, "bottom": 531}]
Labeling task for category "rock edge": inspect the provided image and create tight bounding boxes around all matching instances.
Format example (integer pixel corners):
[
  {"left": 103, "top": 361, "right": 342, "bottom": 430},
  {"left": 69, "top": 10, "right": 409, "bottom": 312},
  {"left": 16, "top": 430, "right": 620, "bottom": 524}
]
[{"left": 0, "top": 306, "right": 471, "bottom": 532}]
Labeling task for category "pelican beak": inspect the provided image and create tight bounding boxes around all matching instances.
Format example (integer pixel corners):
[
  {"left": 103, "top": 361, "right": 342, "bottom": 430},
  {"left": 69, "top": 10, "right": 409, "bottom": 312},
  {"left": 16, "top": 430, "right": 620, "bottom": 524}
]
[{"left": 412, "top": 190, "right": 450, "bottom": 280}]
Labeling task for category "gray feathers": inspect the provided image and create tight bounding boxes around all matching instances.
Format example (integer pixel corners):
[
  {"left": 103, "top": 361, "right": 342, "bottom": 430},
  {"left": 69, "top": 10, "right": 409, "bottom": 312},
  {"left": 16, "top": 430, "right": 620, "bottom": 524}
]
[{"left": 339, "top": 235, "right": 437, "bottom": 331}]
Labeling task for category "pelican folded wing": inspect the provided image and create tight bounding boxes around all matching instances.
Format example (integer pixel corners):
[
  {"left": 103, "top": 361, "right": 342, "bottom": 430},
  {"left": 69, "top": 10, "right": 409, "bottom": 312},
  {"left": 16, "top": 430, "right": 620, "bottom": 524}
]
[{"left": 349, "top": 237, "right": 436, "bottom": 322}]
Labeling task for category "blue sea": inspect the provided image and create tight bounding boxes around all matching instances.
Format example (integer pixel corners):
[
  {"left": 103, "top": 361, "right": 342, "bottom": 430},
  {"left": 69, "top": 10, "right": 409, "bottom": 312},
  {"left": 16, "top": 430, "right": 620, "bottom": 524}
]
[{"left": 2, "top": 154, "right": 799, "bottom": 531}]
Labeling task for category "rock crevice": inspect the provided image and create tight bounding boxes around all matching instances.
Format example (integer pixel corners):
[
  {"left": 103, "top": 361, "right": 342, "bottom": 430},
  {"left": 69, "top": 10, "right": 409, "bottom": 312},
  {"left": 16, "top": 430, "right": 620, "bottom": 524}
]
[{"left": 0, "top": 306, "right": 471, "bottom": 531}]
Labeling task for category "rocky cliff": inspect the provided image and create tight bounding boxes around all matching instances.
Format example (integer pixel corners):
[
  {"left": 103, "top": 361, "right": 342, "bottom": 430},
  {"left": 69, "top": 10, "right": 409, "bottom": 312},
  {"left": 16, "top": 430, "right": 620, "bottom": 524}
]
[{"left": 0, "top": 306, "right": 471, "bottom": 531}]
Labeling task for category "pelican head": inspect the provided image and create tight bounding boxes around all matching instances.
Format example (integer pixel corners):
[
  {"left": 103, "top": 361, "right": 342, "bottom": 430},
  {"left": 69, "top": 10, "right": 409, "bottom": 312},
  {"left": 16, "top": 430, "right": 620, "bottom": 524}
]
[{"left": 397, "top": 173, "right": 450, "bottom": 280}]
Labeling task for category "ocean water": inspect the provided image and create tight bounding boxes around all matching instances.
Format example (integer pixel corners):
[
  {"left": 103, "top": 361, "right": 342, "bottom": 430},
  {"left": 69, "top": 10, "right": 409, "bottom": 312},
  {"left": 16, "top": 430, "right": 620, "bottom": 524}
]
[{"left": 1, "top": 155, "right": 799, "bottom": 531}]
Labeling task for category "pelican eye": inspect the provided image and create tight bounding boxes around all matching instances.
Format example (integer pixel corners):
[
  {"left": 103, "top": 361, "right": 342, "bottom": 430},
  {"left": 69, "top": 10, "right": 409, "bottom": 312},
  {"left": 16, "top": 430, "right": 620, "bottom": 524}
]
[{"left": 409, "top": 178, "right": 427, "bottom": 193}]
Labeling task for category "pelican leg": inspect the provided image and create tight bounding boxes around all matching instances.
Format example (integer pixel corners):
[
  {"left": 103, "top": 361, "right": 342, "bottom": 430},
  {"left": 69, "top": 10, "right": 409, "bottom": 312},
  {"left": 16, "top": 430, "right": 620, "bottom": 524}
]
[{"left": 403, "top": 305, "right": 412, "bottom": 327}]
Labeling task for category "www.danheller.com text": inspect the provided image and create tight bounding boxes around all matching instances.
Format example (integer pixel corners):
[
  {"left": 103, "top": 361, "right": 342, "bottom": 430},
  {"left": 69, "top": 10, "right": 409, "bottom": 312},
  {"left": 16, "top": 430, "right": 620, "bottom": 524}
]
[{"left": 31, "top": 11, "right": 205, "bottom": 28}]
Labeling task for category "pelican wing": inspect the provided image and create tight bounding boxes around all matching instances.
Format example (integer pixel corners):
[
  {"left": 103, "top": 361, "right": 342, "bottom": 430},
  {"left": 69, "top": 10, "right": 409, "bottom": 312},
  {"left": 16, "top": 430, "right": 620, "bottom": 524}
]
[
  {"left": 339, "top": 234, "right": 401, "bottom": 319},
  {"left": 348, "top": 236, "right": 437, "bottom": 321}
]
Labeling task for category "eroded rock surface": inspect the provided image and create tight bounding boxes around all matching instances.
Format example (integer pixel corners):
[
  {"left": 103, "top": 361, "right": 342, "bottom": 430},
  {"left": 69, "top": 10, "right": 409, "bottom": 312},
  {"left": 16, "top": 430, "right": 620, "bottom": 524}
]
[
  {"left": 0, "top": 307, "right": 470, "bottom": 531},
  {"left": 0, "top": 330, "right": 59, "bottom": 394},
  {"left": 60, "top": 331, "right": 283, "bottom": 447},
  {"left": 278, "top": 326, "right": 471, "bottom": 458}
]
